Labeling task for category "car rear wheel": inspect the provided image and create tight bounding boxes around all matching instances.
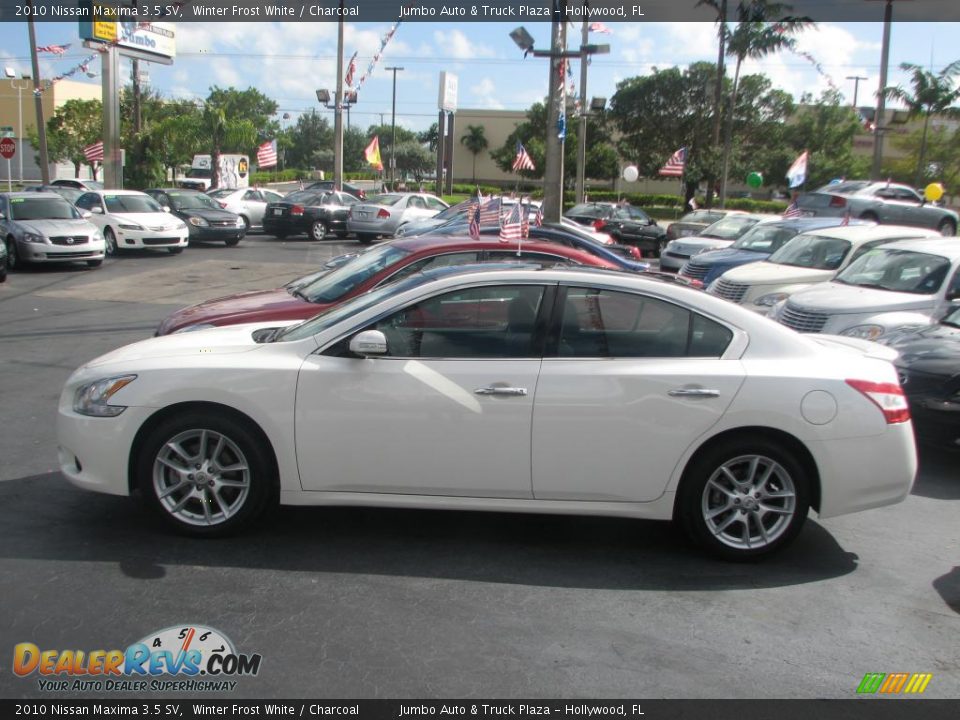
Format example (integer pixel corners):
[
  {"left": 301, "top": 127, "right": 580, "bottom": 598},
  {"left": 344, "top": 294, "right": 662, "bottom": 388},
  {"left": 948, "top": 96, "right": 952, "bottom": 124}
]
[
  {"left": 104, "top": 227, "right": 118, "bottom": 256},
  {"left": 5, "top": 238, "right": 19, "bottom": 270},
  {"left": 678, "top": 439, "right": 810, "bottom": 561},
  {"left": 310, "top": 220, "right": 328, "bottom": 241},
  {"left": 137, "top": 412, "right": 276, "bottom": 537},
  {"left": 859, "top": 212, "right": 879, "bottom": 223},
  {"left": 937, "top": 218, "right": 956, "bottom": 237}
]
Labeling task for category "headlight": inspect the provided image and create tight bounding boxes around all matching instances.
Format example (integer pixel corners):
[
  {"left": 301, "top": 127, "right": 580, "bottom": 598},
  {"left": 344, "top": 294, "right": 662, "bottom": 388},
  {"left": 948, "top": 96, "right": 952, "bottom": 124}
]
[
  {"left": 73, "top": 375, "right": 137, "bottom": 417},
  {"left": 92, "top": 230, "right": 103, "bottom": 241},
  {"left": 118, "top": 222, "right": 144, "bottom": 231},
  {"left": 840, "top": 324, "right": 886, "bottom": 341},
  {"left": 23, "top": 232, "right": 47, "bottom": 244},
  {"left": 754, "top": 292, "right": 790, "bottom": 307},
  {"left": 173, "top": 323, "right": 216, "bottom": 334},
  {"left": 189, "top": 217, "right": 209, "bottom": 227}
]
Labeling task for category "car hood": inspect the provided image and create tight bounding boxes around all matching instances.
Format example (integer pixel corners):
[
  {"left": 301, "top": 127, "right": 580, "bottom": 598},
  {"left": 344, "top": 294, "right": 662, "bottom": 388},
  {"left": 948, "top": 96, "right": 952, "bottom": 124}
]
[
  {"left": 787, "top": 282, "right": 936, "bottom": 314},
  {"left": 669, "top": 237, "right": 733, "bottom": 254},
  {"left": 159, "top": 287, "right": 321, "bottom": 334},
  {"left": 692, "top": 248, "right": 769, "bottom": 265},
  {"left": 176, "top": 207, "right": 239, "bottom": 222},
  {"left": 721, "top": 261, "right": 834, "bottom": 285},
  {"left": 84, "top": 322, "right": 294, "bottom": 369},
  {"left": 889, "top": 323, "right": 960, "bottom": 376},
  {"left": 110, "top": 212, "right": 182, "bottom": 229},
  {"left": 16, "top": 218, "right": 99, "bottom": 236}
]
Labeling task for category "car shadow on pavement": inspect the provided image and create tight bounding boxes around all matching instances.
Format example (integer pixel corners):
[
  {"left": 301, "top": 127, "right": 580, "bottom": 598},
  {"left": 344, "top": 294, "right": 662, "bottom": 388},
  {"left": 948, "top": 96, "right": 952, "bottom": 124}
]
[
  {"left": 933, "top": 566, "right": 960, "bottom": 615},
  {"left": 1, "top": 473, "right": 859, "bottom": 591},
  {"left": 911, "top": 446, "right": 960, "bottom": 500}
]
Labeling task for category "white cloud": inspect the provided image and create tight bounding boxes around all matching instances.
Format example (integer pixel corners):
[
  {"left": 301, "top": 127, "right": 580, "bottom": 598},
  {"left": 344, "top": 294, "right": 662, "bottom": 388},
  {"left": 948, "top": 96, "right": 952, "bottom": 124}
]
[
  {"left": 432, "top": 30, "right": 495, "bottom": 60},
  {"left": 470, "top": 78, "right": 504, "bottom": 109}
]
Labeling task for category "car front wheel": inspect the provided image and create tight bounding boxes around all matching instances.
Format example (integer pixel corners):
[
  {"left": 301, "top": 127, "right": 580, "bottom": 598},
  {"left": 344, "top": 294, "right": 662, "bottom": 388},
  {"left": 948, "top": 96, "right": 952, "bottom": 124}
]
[
  {"left": 310, "top": 220, "right": 328, "bottom": 241},
  {"left": 678, "top": 439, "right": 810, "bottom": 561},
  {"left": 937, "top": 218, "right": 956, "bottom": 237},
  {"left": 137, "top": 412, "right": 276, "bottom": 537},
  {"left": 5, "top": 238, "right": 19, "bottom": 270}
]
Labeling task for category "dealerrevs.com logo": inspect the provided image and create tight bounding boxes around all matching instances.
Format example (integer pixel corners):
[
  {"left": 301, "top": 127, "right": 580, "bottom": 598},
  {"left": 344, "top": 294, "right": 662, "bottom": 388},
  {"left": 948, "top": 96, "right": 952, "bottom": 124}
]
[{"left": 13, "top": 624, "right": 262, "bottom": 693}]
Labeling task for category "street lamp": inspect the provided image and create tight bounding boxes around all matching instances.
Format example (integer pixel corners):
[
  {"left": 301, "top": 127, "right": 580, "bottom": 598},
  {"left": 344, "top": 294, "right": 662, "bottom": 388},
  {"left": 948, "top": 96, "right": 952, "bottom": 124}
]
[
  {"left": 5, "top": 67, "right": 29, "bottom": 183},
  {"left": 316, "top": 88, "right": 357, "bottom": 129}
]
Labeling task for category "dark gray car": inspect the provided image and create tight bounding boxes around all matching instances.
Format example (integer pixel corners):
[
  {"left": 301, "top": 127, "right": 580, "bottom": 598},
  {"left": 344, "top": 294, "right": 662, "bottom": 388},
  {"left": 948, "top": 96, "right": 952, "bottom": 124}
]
[{"left": 797, "top": 181, "right": 958, "bottom": 236}]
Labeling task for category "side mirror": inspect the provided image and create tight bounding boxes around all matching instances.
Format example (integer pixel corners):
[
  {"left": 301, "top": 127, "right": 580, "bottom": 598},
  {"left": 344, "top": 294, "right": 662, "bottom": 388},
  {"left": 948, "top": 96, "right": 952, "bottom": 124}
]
[
  {"left": 81, "top": 210, "right": 93, "bottom": 219},
  {"left": 90, "top": 206, "right": 103, "bottom": 214},
  {"left": 349, "top": 330, "right": 388, "bottom": 357}
]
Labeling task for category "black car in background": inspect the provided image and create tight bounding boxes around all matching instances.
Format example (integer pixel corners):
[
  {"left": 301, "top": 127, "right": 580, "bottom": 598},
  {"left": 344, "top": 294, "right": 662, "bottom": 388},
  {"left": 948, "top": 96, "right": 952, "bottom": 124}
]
[
  {"left": 145, "top": 188, "right": 246, "bottom": 246},
  {"left": 889, "top": 306, "right": 960, "bottom": 451},
  {"left": 564, "top": 202, "right": 667, "bottom": 257},
  {"left": 305, "top": 180, "right": 368, "bottom": 200},
  {"left": 262, "top": 190, "right": 357, "bottom": 240},
  {"left": 25, "top": 184, "right": 86, "bottom": 206}
]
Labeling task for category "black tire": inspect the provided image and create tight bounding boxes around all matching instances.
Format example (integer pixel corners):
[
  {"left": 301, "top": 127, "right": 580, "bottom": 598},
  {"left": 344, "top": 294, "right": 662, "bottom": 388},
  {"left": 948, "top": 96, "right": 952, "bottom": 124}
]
[
  {"left": 859, "top": 212, "right": 879, "bottom": 223},
  {"left": 310, "top": 220, "right": 328, "bottom": 241},
  {"left": 937, "top": 218, "right": 956, "bottom": 237},
  {"left": 86, "top": 259, "right": 103, "bottom": 268},
  {"left": 5, "top": 238, "right": 19, "bottom": 270},
  {"left": 677, "top": 438, "right": 810, "bottom": 561},
  {"left": 224, "top": 237, "right": 241, "bottom": 247},
  {"left": 655, "top": 238, "right": 667, "bottom": 259},
  {"left": 272, "top": 232, "right": 287, "bottom": 240},
  {"left": 168, "top": 247, "right": 184, "bottom": 255},
  {"left": 136, "top": 411, "right": 277, "bottom": 537},
  {"left": 104, "top": 227, "right": 118, "bottom": 256},
  {"left": 357, "top": 233, "right": 376, "bottom": 245}
]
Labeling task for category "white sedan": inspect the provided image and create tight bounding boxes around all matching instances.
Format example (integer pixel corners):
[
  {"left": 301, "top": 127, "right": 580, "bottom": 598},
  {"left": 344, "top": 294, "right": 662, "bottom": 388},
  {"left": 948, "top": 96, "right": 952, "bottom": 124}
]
[
  {"left": 208, "top": 187, "right": 286, "bottom": 233},
  {"left": 74, "top": 190, "right": 189, "bottom": 255},
  {"left": 57, "top": 265, "right": 916, "bottom": 560}
]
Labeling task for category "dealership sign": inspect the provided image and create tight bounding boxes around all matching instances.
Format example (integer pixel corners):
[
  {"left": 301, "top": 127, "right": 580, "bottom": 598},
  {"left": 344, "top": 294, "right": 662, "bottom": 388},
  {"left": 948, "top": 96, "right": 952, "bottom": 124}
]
[{"left": 80, "top": 12, "right": 176, "bottom": 60}]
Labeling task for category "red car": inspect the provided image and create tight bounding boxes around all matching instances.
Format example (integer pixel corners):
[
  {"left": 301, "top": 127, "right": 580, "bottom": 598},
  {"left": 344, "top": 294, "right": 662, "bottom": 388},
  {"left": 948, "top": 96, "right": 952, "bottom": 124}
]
[{"left": 155, "top": 235, "right": 621, "bottom": 335}]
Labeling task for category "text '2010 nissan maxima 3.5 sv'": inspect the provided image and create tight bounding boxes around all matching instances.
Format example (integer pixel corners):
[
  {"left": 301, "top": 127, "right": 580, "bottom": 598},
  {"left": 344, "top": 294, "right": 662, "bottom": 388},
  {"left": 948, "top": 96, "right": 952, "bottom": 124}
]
[{"left": 57, "top": 265, "right": 917, "bottom": 561}]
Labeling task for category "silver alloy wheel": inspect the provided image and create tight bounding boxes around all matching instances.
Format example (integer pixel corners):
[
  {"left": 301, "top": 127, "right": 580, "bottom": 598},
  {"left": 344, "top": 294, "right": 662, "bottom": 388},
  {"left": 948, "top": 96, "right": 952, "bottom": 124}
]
[
  {"left": 701, "top": 454, "right": 797, "bottom": 550},
  {"left": 5, "top": 239, "right": 17, "bottom": 269},
  {"left": 311, "top": 220, "right": 327, "bottom": 241},
  {"left": 152, "top": 428, "right": 251, "bottom": 527},
  {"left": 104, "top": 228, "right": 117, "bottom": 255}
]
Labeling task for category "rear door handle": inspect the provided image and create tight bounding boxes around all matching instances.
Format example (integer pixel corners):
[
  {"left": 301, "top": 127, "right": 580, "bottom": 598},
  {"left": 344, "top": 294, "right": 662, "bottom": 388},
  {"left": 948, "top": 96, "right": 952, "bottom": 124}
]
[
  {"left": 474, "top": 386, "right": 528, "bottom": 397},
  {"left": 668, "top": 388, "right": 720, "bottom": 398}
]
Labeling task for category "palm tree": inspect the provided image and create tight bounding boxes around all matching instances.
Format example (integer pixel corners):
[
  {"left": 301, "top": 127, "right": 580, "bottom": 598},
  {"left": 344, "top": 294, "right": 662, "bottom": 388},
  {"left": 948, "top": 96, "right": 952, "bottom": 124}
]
[
  {"left": 163, "top": 98, "right": 257, "bottom": 188},
  {"left": 719, "top": 1, "right": 812, "bottom": 206},
  {"left": 460, "top": 125, "right": 488, "bottom": 183},
  {"left": 885, "top": 61, "right": 960, "bottom": 187}
]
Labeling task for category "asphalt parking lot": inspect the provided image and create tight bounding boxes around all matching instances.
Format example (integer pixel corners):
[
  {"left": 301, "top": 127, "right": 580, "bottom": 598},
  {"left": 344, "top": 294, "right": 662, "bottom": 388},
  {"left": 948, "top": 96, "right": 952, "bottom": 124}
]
[{"left": 0, "top": 233, "right": 958, "bottom": 700}]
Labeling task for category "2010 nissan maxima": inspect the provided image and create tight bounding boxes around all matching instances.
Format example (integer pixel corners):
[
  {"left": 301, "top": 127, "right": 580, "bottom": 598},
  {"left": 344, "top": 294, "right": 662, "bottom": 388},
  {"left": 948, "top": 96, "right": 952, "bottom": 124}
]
[{"left": 57, "top": 265, "right": 917, "bottom": 560}]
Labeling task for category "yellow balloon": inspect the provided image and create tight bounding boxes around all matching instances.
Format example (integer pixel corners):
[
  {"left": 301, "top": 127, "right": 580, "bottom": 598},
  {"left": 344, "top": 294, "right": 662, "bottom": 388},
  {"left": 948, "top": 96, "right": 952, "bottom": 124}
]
[{"left": 924, "top": 182, "right": 944, "bottom": 202}]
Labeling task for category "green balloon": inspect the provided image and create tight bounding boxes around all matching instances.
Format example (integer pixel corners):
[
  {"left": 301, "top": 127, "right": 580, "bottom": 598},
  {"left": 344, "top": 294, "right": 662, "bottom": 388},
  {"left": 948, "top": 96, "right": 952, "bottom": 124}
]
[{"left": 746, "top": 172, "right": 763, "bottom": 189}]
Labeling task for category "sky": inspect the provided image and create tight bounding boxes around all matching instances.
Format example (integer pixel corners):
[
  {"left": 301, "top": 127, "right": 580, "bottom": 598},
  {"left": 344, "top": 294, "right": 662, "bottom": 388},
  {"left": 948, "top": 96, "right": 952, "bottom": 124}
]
[{"left": 1, "top": 19, "right": 958, "bottom": 135}]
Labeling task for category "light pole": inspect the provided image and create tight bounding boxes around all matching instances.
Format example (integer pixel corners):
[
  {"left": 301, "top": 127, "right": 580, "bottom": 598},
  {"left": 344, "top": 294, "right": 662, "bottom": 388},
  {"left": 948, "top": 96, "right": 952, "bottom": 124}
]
[
  {"left": 385, "top": 66, "right": 404, "bottom": 189},
  {"left": 868, "top": 0, "right": 903, "bottom": 180},
  {"left": 846, "top": 75, "right": 868, "bottom": 107},
  {"left": 5, "top": 69, "right": 28, "bottom": 183}
]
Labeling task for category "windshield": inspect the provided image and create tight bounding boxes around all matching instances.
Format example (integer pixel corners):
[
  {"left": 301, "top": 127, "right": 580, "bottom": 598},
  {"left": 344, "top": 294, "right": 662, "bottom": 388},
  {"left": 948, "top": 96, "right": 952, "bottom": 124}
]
[
  {"left": 768, "top": 234, "right": 851, "bottom": 270},
  {"left": 300, "top": 243, "right": 413, "bottom": 303},
  {"left": 104, "top": 194, "right": 163, "bottom": 214},
  {"left": 680, "top": 210, "right": 725, "bottom": 224},
  {"left": 283, "top": 190, "right": 331, "bottom": 205},
  {"left": 167, "top": 192, "right": 220, "bottom": 210},
  {"left": 186, "top": 168, "right": 212, "bottom": 179},
  {"left": 835, "top": 249, "right": 951, "bottom": 295},
  {"left": 9, "top": 197, "right": 80, "bottom": 220},
  {"left": 701, "top": 216, "right": 762, "bottom": 240},
  {"left": 731, "top": 226, "right": 798, "bottom": 253},
  {"left": 815, "top": 180, "right": 870, "bottom": 195}
]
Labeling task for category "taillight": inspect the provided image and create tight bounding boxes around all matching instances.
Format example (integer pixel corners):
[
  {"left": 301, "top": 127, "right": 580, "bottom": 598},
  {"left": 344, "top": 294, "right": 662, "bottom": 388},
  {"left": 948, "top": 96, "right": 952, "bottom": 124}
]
[
  {"left": 829, "top": 196, "right": 847, "bottom": 208},
  {"left": 593, "top": 219, "right": 606, "bottom": 231},
  {"left": 358, "top": 190, "right": 366, "bottom": 199},
  {"left": 846, "top": 379, "right": 910, "bottom": 424},
  {"left": 377, "top": 208, "right": 390, "bottom": 219},
  {"left": 291, "top": 204, "right": 304, "bottom": 216},
  {"left": 629, "top": 246, "right": 642, "bottom": 260}
]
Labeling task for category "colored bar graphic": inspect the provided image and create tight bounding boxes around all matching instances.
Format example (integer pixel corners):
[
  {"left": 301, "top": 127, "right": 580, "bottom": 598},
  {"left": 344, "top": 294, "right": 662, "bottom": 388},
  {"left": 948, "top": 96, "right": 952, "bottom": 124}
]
[
  {"left": 857, "top": 673, "right": 885, "bottom": 694},
  {"left": 857, "top": 672, "right": 932, "bottom": 694}
]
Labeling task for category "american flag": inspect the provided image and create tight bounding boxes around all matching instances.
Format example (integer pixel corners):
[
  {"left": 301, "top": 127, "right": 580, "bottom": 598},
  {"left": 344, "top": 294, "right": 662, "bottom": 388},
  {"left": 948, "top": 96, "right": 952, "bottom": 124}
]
[
  {"left": 659, "top": 147, "right": 686, "bottom": 177},
  {"left": 534, "top": 204, "right": 543, "bottom": 227},
  {"left": 512, "top": 141, "right": 535, "bottom": 172},
  {"left": 499, "top": 202, "right": 525, "bottom": 244},
  {"left": 83, "top": 141, "right": 103, "bottom": 163},
  {"left": 840, "top": 210, "right": 851, "bottom": 226},
  {"left": 782, "top": 201, "right": 802, "bottom": 219},
  {"left": 468, "top": 190, "right": 482, "bottom": 240},
  {"left": 589, "top": 22, "right": 612, "bottom": 34},
  {"left": 37, "top": 44, "right": 70, "bottom": 55},
  {"left": 256, "top": 140, "right": 278, "bottom": 168},
  {"left": 345, "top": 52, "right": 358, "bottom": 88},
  {"left": 478, "top": 196, "right": 503, "bottom": 227}
]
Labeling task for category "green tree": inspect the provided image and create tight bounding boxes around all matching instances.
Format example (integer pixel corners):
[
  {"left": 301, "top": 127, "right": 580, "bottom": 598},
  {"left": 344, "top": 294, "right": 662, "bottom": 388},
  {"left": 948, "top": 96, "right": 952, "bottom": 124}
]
[
  {"left": 286, "top": 110, "right": 333, "bottom": 170},
  {"left": 394, "top": 141, "right": 433, "bottom": 183},
  {"left": 206, "top": 86, "right": 280, "bottom": 157},
  {"left": 888, "top": 124, "right": 960, "bottom": 193},
  {"left": 884, "top": 60, "right": 960, "bottom": 187},
  {"left": 418, "top": 123, "right": 440, "bottom": 152},
  {"left": 719, "top": 1, "right": 812, "bottom": 204},
  {"left": 30, "top": 99, "right": 102, "bottom": 179},
  {"left": 460, "top": 125, "right": 489, "bottom": 182}
]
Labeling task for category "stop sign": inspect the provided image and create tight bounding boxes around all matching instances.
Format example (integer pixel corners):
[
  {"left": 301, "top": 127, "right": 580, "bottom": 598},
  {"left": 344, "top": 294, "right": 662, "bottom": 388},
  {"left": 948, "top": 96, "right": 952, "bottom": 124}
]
[{"left": 0, "top": 138, "right": 14, "bottom": 160}]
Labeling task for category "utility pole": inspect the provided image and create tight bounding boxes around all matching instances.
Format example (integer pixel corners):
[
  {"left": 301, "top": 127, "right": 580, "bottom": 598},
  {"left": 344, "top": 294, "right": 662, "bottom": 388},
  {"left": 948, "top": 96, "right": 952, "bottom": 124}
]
[
  {"left": 386, "top": 66, "right": 404, "bottom": 189},
  {"left": 707, "top": 0, "right": 727, "bottom": 208},
  {"left": 27, "top": 3, "right": 50, "bottom": 184},
  {"left": 846, "top": 75, "right": 868, "bottom": 107},
  {"left": 333, "top": 11, "right": 344, "bottom": 191},
  {"left": 575, "top": 16, "right": 589, "bottom": 205},
  {"left": 870, "top": 0, "right": 899, "bottom": 180},
  {"left": 542, "top": 12, "right": 568, "bottom": 222}
]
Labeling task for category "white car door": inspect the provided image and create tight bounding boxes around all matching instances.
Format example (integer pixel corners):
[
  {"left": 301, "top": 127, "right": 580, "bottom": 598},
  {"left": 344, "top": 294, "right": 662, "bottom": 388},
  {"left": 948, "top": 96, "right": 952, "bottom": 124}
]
[
  {"left": 295, "top": 283, "right": 549, "bottom": 498},
  {"left": 75, "top": 193, "right": 108, "bottom": 230},
  {"left": 532, "top": 285, "right": 746, "bottom": 503}
]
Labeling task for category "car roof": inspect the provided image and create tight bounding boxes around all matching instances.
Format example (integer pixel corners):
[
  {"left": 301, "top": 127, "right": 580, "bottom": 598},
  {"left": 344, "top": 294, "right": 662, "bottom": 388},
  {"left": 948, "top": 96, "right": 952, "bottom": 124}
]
[
  {"left": 387, "top": 233, "right": 613, "bottom": 259},
  {"left": 147, "top": 188, "right": 204, "bottom": 193},
  {"left": 767, "top": 216, "right": 868, "bottom": 231},
  {"left": 794, "top": 224, "right": 940, "bottom": 241},
  {"left": 1, "top": 191, "right": 65, "bottom": 199},
  {"left": 874, "top": 237, "right": 960, "bottom": 258},
  {"left": 87, "top": 189, "right": 150, "bottom": 196}
]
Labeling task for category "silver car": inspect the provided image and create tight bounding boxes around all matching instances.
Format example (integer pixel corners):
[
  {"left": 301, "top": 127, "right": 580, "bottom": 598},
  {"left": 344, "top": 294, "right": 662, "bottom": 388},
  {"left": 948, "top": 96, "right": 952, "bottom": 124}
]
[
  {"left": 208, "top": 187, "right": 286, "bottom": 233},
  {"left": 797, "top": 181, "right": 958, "bottom": 236},
  {"left": 347, "top": 192, "right": 449, "bottom": 243},
  {"left": 0, "top": 192, "right": 106, "bottom": 270}
]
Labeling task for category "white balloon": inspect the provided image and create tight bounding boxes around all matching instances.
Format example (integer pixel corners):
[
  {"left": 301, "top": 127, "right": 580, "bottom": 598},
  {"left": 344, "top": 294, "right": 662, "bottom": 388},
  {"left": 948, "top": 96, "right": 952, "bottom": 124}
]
[{"left": 622, "top": 165, "right": 639, "bottom": 183}]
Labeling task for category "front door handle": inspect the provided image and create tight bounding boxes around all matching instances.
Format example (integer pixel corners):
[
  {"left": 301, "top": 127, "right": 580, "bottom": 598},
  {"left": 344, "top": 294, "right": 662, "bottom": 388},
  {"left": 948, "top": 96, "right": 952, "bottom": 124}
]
[
  {"left": 474, "top": 386, "right": 528, "bottom": 397},
  {"left": 668, "top": 388, "right": 720, "bottom": 398}
]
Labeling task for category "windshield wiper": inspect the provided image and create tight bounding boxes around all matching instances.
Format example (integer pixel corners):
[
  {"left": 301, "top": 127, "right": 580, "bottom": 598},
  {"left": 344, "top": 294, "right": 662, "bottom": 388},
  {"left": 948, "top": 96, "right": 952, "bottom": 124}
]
[{"left": 291, "top": 288, "right": 308, "bottom": 301}]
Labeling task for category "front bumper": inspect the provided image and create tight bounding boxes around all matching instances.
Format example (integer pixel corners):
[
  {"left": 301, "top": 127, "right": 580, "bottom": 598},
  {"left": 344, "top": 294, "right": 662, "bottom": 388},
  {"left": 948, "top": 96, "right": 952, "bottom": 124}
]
[
  {"left": 658, "top": 251, "right": 689, "bottom": 271},
  {"left": 119, "top": 229, "right": 189, "bottom": 249},
  {"left": 188, "top": 225, "right": 246, "bottom": 242}
]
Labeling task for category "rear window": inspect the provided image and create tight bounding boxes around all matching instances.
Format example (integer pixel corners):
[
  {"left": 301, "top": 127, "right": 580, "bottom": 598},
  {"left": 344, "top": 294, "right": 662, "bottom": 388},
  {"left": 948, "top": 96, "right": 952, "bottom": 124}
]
[
  {"left": 567, "top": 204, "right": 612, "bottom": 219},
  {"left": 815, "top": 181, "right": 871, "bottom": 195},
  {"left": 282, "top": 191, "right": 326, "bottom": 205},
  {"left": 367, "top": 194, "right": 403, "bottom": 206},
  {"left": 731, "top": 226, "right": 798, "bottom": 252},
  {"left": 701, "top": 216, "right": 762, "bottom": 240}
]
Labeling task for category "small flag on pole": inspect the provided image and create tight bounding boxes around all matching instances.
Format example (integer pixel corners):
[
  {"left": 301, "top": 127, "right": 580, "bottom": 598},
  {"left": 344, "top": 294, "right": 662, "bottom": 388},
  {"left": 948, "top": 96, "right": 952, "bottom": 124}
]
[
  {"left": 469, "top": 190, "right": 482, "bottom": 240},
  {"left": 256, "top": 140, "right": 278, "bottom": 168},
  {"left": 589, "top": 22, "right": 613, "bottom": 34},
  {"left": 345, "top": 51, "right": 358, "bottom": 88},
  {"left": 786, "top": 150, "right": 809, "bottom": 189},
  {"left": 500, "top": 202, "right": 525, "bottom": 244},
  {"left": 512, "top": 141, "right": 535, "bottom": 172},
  {"left": 782, "top": 200, "right": 802, "bottom": 219},
  {"left": 659, "top": 147, "right": 686, "bottom": 177},
  {"left": 37, "top": 44, "right": 71, "bottom": 55},
  {"left": 83, "top": 141, "right": 104, "bottom": 163},
  {"left": 364, "top": 136, "right": 383, "bottom": 172}
]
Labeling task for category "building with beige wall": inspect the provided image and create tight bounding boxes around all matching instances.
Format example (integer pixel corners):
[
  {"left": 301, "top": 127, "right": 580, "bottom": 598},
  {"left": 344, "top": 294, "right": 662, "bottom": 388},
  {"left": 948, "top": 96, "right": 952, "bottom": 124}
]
[{"left": 0, "top": 77, "right": 101, "bottom": 184}]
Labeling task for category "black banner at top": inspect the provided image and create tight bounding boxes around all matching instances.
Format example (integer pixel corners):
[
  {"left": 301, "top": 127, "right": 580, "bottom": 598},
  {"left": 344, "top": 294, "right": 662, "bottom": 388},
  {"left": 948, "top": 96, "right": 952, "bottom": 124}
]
[{"left": 1, "top": 0, "right": 959, "bottom": 23}]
